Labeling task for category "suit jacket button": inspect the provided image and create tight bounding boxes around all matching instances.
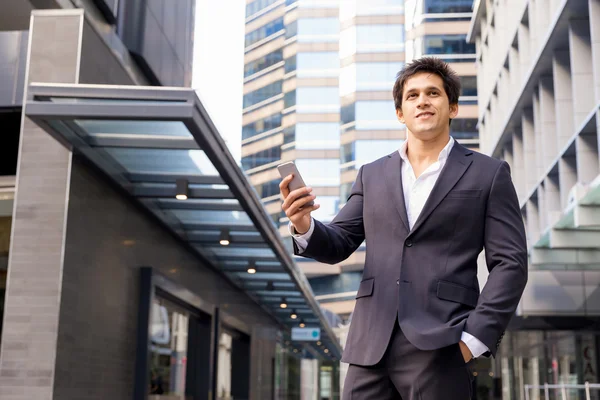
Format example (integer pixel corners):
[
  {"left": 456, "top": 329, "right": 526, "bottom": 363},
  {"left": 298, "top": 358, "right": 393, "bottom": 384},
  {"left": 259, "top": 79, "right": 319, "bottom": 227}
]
[
  {"left": 405, "top": 240, "right": 413, "bottom": 247},
  {"left": 396, "top": 279, "right": 399, "bottom": 285}
]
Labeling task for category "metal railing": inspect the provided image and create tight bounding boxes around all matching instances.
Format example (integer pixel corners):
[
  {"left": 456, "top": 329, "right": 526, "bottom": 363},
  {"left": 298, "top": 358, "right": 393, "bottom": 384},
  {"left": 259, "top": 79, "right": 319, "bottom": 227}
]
[{"left": 524, "top": 383, "right": 600, "bottom": 400}]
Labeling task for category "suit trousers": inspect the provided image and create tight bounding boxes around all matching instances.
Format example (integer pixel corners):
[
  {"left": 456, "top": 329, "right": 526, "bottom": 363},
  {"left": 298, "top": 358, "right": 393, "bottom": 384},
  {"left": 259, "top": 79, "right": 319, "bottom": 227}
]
[{"left": 342, "top": 323, "right": 474, "bottom": 400}]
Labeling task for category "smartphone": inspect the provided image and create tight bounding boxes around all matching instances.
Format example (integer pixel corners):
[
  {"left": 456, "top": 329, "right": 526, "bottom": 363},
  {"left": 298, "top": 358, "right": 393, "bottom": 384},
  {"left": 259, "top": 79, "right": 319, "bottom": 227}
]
[{"left": 277, "top": 161, "right": 314, "bottom": 206}]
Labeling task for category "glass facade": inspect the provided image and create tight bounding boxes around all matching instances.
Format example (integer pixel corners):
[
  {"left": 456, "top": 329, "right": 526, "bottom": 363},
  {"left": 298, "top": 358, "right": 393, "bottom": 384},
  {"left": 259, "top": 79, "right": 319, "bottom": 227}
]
[
  {"left": 242, "top": 113, "right": 282, "bottom": 140},
  {"left": 423, "top": 34, "right": 476, "bottom": 56},
  {"left": 340, "top": 25, "right": 405, "bottom": 57},
  {"left": 245, "top": 17, "right": 284, "bottom": 48},
  {"left": 285, "top": 87, "right": 340, "bottom": 113},
  {"left": 241, "top": 145, "right": 281, "bottom": 170},
  {"left": 294, "top": 123, "right": 340, "bottom": 149},
  {"left": 340, "top": 62, "right": 403, "bottom": 94},
  {"left": 286, "top": 18, "right": 339, "bottom": 42},
  {"left": 285, "top": 52, "right": 339, "bottom": 77},
  {"left": 244, "top": 50, "right": 283, "bottom": 77},
  {"left": 246, "top": 0, "right": 280, "bottom": 18},
  {"left": 149, "top": 297, "right": 189, "bottom": 397},
  {"left": 243, "top": 80, "right": 283, "bottom": 108},
  {"left": 295, "top": 159, "right": 340, "bottom": 186},
  {"left": 341, "top": 139, "right": 403, "bottom": 170},
  {"left": 424, "top": 0, "right": 473, "bottom": 13},
  {"left": 460, "top": 75, "right": 477, "bottom": 97},
  {"left": 450, "top": 118, "right": 478, "bottom": 140}
]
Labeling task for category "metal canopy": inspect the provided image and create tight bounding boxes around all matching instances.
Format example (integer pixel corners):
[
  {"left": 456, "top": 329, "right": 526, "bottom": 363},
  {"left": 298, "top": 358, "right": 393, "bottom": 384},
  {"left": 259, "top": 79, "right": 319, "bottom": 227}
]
[{"left": 25, "top": 82, "right": 342, "bottom": 360}]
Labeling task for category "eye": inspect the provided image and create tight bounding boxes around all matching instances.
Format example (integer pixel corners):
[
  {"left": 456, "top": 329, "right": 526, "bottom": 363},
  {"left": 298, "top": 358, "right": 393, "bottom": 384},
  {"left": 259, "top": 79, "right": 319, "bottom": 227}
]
[
  {"left": 429, "top": 91, "right": 439, "bottom": 96},
  {"left": 406, "top": 93, "right": 416, "bottom": 99}
]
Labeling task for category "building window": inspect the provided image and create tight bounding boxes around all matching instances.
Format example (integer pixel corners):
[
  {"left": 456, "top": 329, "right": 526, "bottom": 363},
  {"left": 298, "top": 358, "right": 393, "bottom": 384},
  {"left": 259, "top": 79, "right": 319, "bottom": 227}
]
[
  {"left": 285, "top": 52, "right": 339, "bottom": 77},
  {"left": 286, "top": 18, "right": 339, "bottom": 42},
  {"left": 244, "top": 50, "right": 283, "bottom": 77},
  {"left": 245, "top": 17, "right": 284, "bottom": 47},
  {"left": 254, "top": 178, "right": 281, "bottom": 198},
  {"left": 460, "top": 76, "right": 477, "bottom": 97},
  {"left": 423, "top": 34, "right": 476, "bottom": 56},
  {"left": 450, "top": 118, "right": 478, "bottom": 140},
  {"left": 149, "top": 297, "right": 189, "bottom": 397},
  {"left": 242, "top": 145, "right": 282, "bottom": 170},
  {"left": 295, "top": 159, "right": 340, "bottom": 186},
  {"left": 424, "top": 0, "right": 473, "bottom": 13},
  {"left": 243, "top": 113, "right": 282, "bottom": 140},
  {"left": 295, "top": 123, "right": 340, "bottom": 149},
  {"left": 246, "top": 0, "right": 280, "bottom": 18},
  {"left": 356, "top": 25, "right": 405, "bottom": 53},
  {"left": 243, "top": 80, "right": 283, "bottom": 108},
  {"left": 342, "top": 140, "right": 403, "bottom": 169}
]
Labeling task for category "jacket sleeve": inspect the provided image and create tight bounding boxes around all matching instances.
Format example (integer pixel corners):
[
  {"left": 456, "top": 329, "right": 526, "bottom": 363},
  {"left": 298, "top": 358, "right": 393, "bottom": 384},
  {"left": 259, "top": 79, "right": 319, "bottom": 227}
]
[
  {"left": 293, "top": 166, "right": 365, "bottom": 265},
  {"left": 464, "top": 161, "right": 528, "bottom": 357}
]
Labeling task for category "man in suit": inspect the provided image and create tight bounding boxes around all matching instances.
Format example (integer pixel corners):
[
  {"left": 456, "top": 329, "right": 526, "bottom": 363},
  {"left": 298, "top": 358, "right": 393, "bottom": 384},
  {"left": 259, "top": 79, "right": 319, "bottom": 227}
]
[{"left": 279, "top": 57, "right": 528, "bottom": 399}]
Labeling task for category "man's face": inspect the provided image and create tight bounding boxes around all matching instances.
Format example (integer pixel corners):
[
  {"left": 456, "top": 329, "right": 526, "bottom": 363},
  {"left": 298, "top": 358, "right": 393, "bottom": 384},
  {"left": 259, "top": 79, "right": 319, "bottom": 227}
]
[{"left": 396, "top": 72, "right": 458, "bottom": 140}]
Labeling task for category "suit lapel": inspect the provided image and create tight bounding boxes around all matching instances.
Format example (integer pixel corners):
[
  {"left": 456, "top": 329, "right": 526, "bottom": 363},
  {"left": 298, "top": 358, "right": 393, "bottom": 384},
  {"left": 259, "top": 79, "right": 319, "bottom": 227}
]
[
  {"left": 384, "top": 152, "right": 410, "bottom": 232},
  {"left": 408, "top": 143, "right": 473, "bottom": 236}
]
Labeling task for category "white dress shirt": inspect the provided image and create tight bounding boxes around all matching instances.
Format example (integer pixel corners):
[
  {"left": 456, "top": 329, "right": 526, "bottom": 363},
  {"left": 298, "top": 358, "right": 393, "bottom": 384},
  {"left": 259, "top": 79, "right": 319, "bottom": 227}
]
[{"left": 290, "top": 136, "right": 489, "bottom": 358}]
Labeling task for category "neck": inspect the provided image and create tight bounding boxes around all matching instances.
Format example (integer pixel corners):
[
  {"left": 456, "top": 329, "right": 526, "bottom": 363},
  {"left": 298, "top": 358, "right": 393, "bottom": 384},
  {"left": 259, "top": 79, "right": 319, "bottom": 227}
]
[{"left": 405, "top": 131, "right": 450, "bottom": 164}]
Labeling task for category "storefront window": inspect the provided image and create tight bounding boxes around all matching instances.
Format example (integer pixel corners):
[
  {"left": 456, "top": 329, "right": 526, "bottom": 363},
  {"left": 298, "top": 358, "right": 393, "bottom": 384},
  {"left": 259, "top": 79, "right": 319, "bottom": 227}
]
[{"left": 148, "top": 297, "right": 189, "bottom": 398}]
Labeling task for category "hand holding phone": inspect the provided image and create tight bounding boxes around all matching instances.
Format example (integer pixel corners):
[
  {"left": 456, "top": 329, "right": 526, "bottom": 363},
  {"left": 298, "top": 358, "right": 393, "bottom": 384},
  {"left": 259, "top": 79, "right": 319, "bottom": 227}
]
[{"left": 278, "top": 162, "right": 320, "bottom": 234}]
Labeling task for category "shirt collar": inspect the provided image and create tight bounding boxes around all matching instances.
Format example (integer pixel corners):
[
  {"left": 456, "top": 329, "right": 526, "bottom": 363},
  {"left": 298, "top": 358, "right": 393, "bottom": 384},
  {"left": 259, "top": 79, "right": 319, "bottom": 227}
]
[{"left": 399, "top": 136, "right": 455, "bottom": 163}]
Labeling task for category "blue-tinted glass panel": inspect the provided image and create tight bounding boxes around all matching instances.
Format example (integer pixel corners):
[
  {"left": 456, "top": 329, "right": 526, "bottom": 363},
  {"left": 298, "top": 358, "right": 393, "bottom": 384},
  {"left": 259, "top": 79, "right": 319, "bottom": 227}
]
[
  {"left": 424, "top": 0, "right": 473, "bottom": 13},
  {"left": 423, "top": 34, "right": 475, "bottom": 55},
  {"left": 295, "top": 123, "right": 340, "bottom": 149},
  {"left": 355, "top": 101, "right": 395, "bottom": 121},
  {"left": 450, "top": 119, "right": 478, "bottom": 140},
  {"left": 355, "top": 62, "right": 404, "bottom": 91},
  {"left": 297, "top": 87, "right": 339, "bottom": 106},
  {"left": 75, "top": 120, "right": 191, "bottom": 137},
  {"left": 242, "top": 145, "right": 281, "bottom": 170},
  {"left": 245, "top": 17, "right": 284, "bottom": 47},
  {"left": 243, "top": 80, "right": 282, "bottom": 108},
  {"left": 105, "top": 148, "right": 218, "bottom": 175},
  {"left": 357, "top": 25, "right": 404, "bottom": 52},
  {"left": 242, "top": 113, "right": 282, "bottom": 140},
  {"left": 311, "top": 195, "right": 340, "bottom": 221},
  {"left": 246, "top": 0, "right": 280, "bottom": 18},
  {"left": 341, "top": 103, "right": 356, "bottom": 125},
  {"left": 294, "top": 52, "right": 339, "bottom": 77},
  {"left": 460, "top": 76, "right": 477, "bottom": 97},
  {"left": 296, "top": 18, "right": 339, "bottom": 42},
  {"left": 209, "top": 247, "right": 276, "bottom": 258},
  {"left": 244, "top": 50, "right": 283, "bottom": 77},
  {"left": 253, "top": 178, "right": 281, "bottom": 198},
  {"left": 171, "top": 210, "right": 252, "bottom": 225},
  {"left": 342, "top": 140, "right": 403, "bottom": 167},
  {"left": 295, "top": 159, "right": 340, "bottom": 186}
]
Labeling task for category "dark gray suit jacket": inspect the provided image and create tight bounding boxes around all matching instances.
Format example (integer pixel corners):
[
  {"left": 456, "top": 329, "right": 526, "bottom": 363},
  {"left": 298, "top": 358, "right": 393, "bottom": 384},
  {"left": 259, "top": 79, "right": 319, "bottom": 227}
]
[{"left": 294, "top": 143, "right": 528, "bottom": 366}]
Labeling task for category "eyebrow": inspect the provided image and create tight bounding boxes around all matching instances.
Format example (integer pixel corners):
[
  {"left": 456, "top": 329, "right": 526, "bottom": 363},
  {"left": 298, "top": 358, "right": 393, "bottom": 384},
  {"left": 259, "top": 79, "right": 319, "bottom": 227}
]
[{"left": 404, "top": 85, "right": 443, "bottom": 94}]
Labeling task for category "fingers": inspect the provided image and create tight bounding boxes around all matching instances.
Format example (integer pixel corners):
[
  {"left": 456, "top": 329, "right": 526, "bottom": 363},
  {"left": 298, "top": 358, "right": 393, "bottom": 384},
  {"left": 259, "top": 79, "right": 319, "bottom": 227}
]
[
  {"left": 282, "top": 185, "right": 313, "bottom": 211},
  {"left": 284, "top": 192, "right": 316, "bottom": 218},
  {"left": 279, "top": 174, "right": 294, "bottom": 198},
  {"left": 289, "top": 204, "right": 320, "bottom": 226}
]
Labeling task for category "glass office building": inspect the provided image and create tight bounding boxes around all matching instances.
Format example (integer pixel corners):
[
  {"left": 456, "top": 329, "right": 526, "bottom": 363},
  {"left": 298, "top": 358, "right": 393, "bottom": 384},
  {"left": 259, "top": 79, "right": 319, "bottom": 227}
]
[
  {"left": 469, "top": 0, "right": 600, "bottom": 399},
  {"left": 0, "top": 1, "right": 342, "bottom": 399}
]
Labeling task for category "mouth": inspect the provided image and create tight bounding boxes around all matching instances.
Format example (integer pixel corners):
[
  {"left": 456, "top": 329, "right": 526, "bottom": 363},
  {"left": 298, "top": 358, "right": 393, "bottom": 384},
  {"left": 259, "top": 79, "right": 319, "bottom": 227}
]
[{"left": 416, "top": 112, "right": 435, "bottom": 119}]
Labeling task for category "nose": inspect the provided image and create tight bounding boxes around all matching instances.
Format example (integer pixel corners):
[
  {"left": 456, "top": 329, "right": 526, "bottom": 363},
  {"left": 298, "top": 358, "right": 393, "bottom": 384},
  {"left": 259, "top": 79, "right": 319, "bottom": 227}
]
[{"left": 417, "top": 93, "right": 430, "bottom": 107}]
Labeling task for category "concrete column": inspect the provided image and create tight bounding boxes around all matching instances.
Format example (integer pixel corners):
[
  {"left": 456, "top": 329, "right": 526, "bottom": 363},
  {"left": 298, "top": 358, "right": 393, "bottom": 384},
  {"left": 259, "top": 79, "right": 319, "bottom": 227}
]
[
  {"left": 544, "top": 173, "right": 562, "bottom": 227},
  {"left": 576, "top": 133, "right": 600, "bottom": 184},
  {"left": 559, "top": 155, "right": 578, "bottom": 210},
  {"left": 0, "top": 10, "right": 83, "bottom": 399},
  {"left": 518, "top": 22, "right": 531, "bottom": 82},
  {"left": 569, "top": 19, "right": 594, "bottom": 129},
  {"left": 552, "top": 51, "right": 574, "bottom": 150},
  {"left": 508, "top": 46, "right": 520, "bottom": 92},
  {"left": 522, "top": 109, "right": 538, "bottom": 192},
  {"left": 532, "top": 90, "right": 544, "bottom": 178},
  {"left": 589, "top": 0, "right": 600, "bottom": 104},
  {"left": 539, "top": 77, "right": 557, "bottom": 170},
  {"left": 537, "top": 184, "right": 547, "bottom": 232},
  {"left": 512, "top": 131, "right": 526, "bottom": 201},
  {"left": 526, "top": 199, "right": 540, "bottom": 245}
]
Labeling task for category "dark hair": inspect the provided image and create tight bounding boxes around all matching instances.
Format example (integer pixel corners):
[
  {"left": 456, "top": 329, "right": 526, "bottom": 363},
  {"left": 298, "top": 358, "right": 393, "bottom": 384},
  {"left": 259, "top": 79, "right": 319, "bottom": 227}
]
[{"left": 392, "top": 57, "right": 461, "bottom": 111}]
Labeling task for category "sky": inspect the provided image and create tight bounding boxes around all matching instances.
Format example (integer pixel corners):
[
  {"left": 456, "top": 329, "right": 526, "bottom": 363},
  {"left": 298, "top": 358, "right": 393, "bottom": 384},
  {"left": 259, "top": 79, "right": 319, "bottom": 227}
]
[{"left": 192, "top": 0, "right": 246, "bottom": 165}]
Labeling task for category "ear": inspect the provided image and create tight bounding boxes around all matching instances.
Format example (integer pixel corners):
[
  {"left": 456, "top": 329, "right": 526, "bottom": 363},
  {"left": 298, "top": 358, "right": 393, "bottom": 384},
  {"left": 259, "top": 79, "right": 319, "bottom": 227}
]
[
  {"left": 449, "top": 103, "right": 459, "bottom": 119},
  {"left": 396, "top": 108, "right": 405, "bottom": 124}
]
